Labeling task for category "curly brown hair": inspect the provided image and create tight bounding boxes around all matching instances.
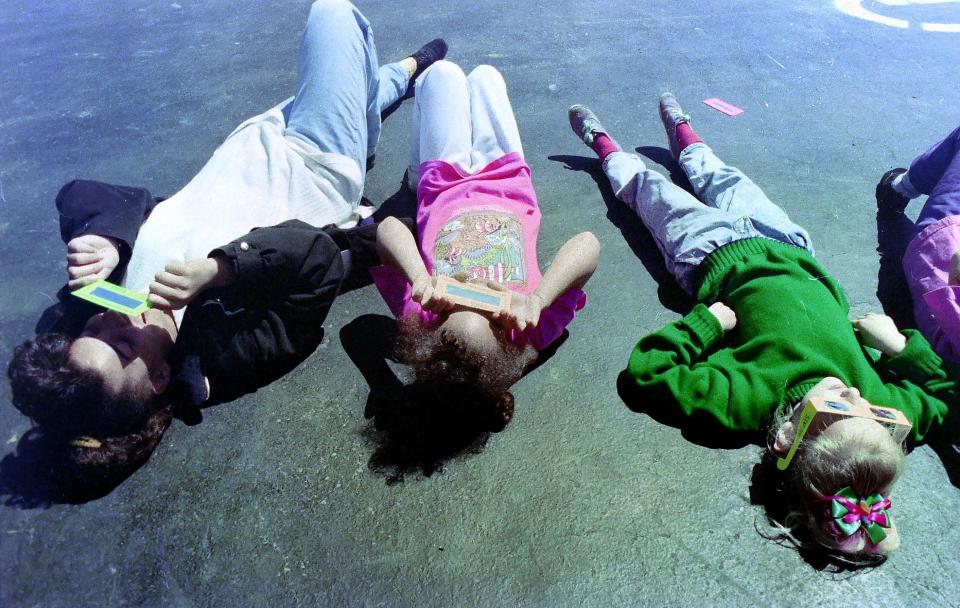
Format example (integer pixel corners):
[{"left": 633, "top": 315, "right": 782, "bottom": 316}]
[
  {"left": 7, "top": 333, "right": 172, "bottom": 495},
  {"left": 394, "top": 316, "right": 536, "bottom": 431}
]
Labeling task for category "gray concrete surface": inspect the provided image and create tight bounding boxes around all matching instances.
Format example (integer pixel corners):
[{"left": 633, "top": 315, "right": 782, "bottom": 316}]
[{"left": 2, "top": 1, "right": 960, "bottom": 606}]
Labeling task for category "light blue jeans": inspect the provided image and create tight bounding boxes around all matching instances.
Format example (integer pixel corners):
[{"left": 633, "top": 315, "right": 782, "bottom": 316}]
[
  {"left": 604, "top": 143, "right": 814, "bottom": 294},
  {"left": 284, "top": 0, "right": 408, "bottom": 182}
]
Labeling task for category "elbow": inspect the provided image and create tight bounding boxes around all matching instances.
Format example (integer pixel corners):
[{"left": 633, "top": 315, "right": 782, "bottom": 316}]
[
  {"left": 376, "top": 216, "right": 406, "bottom": 242},
  {"left": 574, "top": 231, "right": 601, "bottom": 274},
  {"left": 376, "top": 216, "right": 407, "bottom": 259}
]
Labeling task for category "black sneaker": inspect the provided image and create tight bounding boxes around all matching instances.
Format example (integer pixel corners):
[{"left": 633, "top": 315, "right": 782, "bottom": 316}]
[
  {"left": 408, "top": 38, "right": 447, "bottom": 84},
  {"left": 876, "top": 168, "right": 909, "bottom": 213}
]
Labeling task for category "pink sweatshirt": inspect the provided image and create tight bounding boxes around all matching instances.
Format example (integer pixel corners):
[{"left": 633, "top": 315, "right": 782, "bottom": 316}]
[
  {"left": 904, "top": 214, "right": 960, "bottom": 362},
  {"left": 371, "top": 152, "right": 586, "bottom": 350}
]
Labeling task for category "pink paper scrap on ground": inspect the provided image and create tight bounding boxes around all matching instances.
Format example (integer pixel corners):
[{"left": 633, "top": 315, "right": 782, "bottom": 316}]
[{"left": 703, "top": 98, "right": 744, "bottom": 116}]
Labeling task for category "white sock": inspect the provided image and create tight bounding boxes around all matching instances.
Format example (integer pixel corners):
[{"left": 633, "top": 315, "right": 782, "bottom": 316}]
[
  {"left": 892, "top": 171, "right": 921, "bottom": 199},
  {"left": 399, "top": 57, "right": 417, "bottom": 79}
]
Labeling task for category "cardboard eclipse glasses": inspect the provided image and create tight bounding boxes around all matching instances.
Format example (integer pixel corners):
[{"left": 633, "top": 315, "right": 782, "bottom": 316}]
[
  {"left": 433, "top": 275, "right": 510, "bottom": 314},
  {"left": 776, "top": 396, "right": 911, "bottom": 470},
  {"left": 72, "top": 280, "right": 150, "bottom": 315}
]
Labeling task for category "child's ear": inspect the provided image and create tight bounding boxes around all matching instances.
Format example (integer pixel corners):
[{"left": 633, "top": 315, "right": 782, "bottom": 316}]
[
  {"left": 773, "top": 421, "right": 795, "bottom": 455},
  {"left": 871, "top": 521, "right": 900, "bottom": 555},
  {"left": 150, "top": 362, "right": 171, "bottom": 395}
]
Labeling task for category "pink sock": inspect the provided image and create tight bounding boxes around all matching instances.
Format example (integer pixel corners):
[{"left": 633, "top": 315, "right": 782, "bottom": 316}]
[
  {"left": 675, "top": 122, "right": 703, "bottom": 154},
  {"left": 592, "top": 133, "right": 620, "bottom": 161}
]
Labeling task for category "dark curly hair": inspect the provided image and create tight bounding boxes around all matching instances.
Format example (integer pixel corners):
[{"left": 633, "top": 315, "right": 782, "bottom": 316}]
[
  {"left": 7, "top": 333, "right": 172, "bottom": 493},
  {"left": 395, "top": 316, "right": 536, "bottom": 431}
]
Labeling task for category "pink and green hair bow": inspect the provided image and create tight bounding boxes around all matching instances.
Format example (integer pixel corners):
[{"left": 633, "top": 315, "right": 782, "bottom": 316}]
[{"left": 822, "top": 486, "right": 892, "bottom": 545}]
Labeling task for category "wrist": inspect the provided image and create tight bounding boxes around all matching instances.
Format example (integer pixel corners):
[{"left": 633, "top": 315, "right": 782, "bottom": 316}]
[
  {"left": 530, "top": 289, "right": 547, "bottom": 310},
  {"left": 882, "top": 334, "right": 908, "bottom": 357},
  {"left": 208, "top": 255, "right": 236, "bottom": 289},
  {"left": 411, "top": 270, "right": 432, "bottom": 286},
  {"left": 706, "top": 303, "right": 734, "bottom": 332},
  {"left": 102, "top": 235, "right": 123, "bottom": 251},
  {"left": 685, "top": 304, "right": 725, "bottom": 347}
]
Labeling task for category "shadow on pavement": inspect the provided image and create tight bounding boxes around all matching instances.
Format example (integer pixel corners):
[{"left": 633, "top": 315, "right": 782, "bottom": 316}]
[
  {"left": 549, "top": 150, "right": 692, "bottom": 314},
  {"left": 930, "top": 430, "right": 960, "bottom": 491},
  {"left": 615, "top": 370, "right": 757, "bottom": 450},
  {"left": 371, "top": 177, "right": 417, "bottom": 224},
  {"left": 341, "top": 313, "right": 569, "bottom": 484},
  {"left": 340, "top": 314, "right": 492, "bottom": 484},
  {"left": 874, "top": 199, "right": 916, "bottom": 329},
  {"left": 0, "top": 429, "right": 77, "bottom": 509},
  {"left": 0, "top": 428, "right": 132, "bottom": 509}
]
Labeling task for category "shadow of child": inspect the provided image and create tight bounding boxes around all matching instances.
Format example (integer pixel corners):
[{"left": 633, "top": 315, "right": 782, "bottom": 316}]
[
  {"left": 874, "top": 198, "right": 917, "bottom": 330},
  {"left": 548, "top": 149, "right": 692, "bottom": 314},
  {"left": 339, "top": 313, "right": 492, "bottom": 484},
  {"left": 0, "top": 427, "right": 136, "bottom": 509}
]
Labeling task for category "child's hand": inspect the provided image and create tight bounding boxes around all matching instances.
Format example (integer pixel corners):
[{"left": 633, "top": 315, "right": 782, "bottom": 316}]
[
  {"left": 148, "top": 258, "right": 224, "bottom": 310},
  {"left": 490, "top": 283, "right": 542, "bottom": 332},
  {"left": 949, "top": 251, "right": 960, "bottom": 286},
  {"left": 852, "top": 313, "right": 907, "bottom": 356},
  {"left": 66, "top": 234, "right": 121, "bottom": 289},
  {"left": 707, "top": 301, "right": 737, "bottom": 332},
  {"left": 411, "top": 274, "right": 454, "bottom": 314}
]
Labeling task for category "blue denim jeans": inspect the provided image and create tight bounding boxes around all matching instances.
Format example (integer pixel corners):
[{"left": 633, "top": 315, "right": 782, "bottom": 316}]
[
  {"left": 604, "top": 143, "right": 813, "bottom": 294},
  {"left": 284, "top": 0, "right": 408, "bottom": 183}
]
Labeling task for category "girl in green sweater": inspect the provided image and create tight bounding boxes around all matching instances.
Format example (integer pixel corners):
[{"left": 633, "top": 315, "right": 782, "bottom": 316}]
[{"left": 567, "top": 94, "right": 957, "bottom": 563}]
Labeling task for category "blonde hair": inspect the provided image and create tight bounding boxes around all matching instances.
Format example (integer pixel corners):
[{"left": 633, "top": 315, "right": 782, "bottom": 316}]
[{"left": 765, "top": 409, "right": 906, "bottom": 565}]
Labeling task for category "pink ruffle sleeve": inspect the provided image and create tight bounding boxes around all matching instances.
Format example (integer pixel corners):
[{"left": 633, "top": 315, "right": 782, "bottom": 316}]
[{"left": 370, "top": 264, "right": 586, "bottom": 351}]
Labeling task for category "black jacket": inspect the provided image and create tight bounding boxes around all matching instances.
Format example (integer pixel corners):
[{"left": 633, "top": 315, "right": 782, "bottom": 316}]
[{"left": 46, "top": 179, "right": 379, "bottom": 407}]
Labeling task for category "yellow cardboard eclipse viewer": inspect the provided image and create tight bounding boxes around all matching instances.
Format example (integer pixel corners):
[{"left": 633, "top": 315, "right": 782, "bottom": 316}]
[
  {"left": 434, "top": 275, "right": 510, "bottom": 314},
  {"left": 72, "top": 279, "right": 150, "bottom": 315},
  {"left": 776, "top": 396, "right": 912, "bottom": 470}
]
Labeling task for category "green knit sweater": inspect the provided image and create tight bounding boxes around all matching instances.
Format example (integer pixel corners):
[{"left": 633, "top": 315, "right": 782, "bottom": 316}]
[{"left": 626, "top": 238, "right": 955, "bottom": 442}]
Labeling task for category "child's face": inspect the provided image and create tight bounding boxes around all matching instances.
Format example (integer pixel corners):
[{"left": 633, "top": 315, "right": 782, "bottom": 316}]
[
  {"left": 805, "top": 376, "right": 871, "bottom": 408},
  {"left": 68, "top": 308, "right": 175, "bottom": 402},
  {"left": 773, "top": 377, "right": 891, "bottom": 454},
  {"left": 439, "top": 310, "right": 506, "bottom": 358}
]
